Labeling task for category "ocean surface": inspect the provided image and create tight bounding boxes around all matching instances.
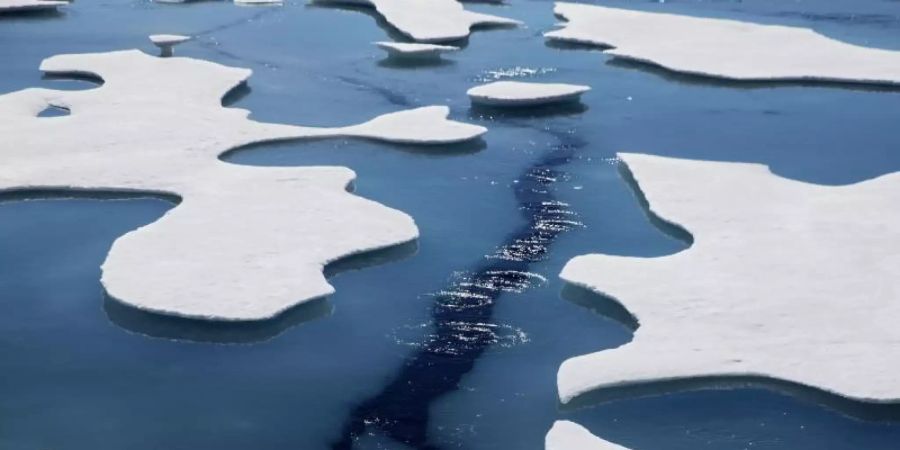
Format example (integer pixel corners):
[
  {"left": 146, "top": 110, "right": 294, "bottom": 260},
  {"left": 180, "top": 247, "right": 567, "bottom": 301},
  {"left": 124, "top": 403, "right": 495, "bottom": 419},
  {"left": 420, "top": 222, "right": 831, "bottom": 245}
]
[{"left": 1, "top": 0, "right": 899, "bottom": 449}]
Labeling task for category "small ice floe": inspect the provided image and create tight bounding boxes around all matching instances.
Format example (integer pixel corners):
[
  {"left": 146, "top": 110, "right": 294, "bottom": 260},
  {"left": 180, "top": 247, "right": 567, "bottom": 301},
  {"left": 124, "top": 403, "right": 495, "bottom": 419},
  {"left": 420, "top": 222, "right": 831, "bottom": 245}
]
[
  {"left": 313, "top": 0, "right": 520, "bottom": 43},
  {"left": 234, "top": 0, "right": 283, "bottom": 5},
  {"left": 558, "top": 153, "right": 900, "bottom": 405},
  {"left": 467, "top": 80, "right": 590, "bottom": 107},
  {"left": 546, "top": 2, "right": 900, "bottom": 85},
  {"left": 375, "top": 41, "right": 459, "bottom": 62},
  {"left": 149, "top": 34, "right": 191, "bottom": 57},
  {"left": 0, "top": 0, "right": 68, "bottom": 13},
  {"left": 0, "top": 49, "right": 487, "bottom": 322},
  {"left": 546, "top": 421, "right": 630, "bottom": 450}
]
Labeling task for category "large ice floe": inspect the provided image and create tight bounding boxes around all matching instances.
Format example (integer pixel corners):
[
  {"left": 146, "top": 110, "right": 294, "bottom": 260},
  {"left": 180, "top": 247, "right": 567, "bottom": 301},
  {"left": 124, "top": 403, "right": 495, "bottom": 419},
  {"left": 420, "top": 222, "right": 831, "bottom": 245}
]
[
  {"left": 313, "top": 0, "right": 520, "bottom": 43},
  {"left": 559, "top": 153, "right": 900, "bottom": 405},
  {"left": 546, "top": 2, "right": 900, "bottom": 85},
  {"left": 0, "top": 0, "right": 67, "bottom": 13},
  {"left": 546, "top": 421, "right": 629, "bottom": 450},
  {"left": 0, "top": 49, "right": 486, "bottom": 321},
  {"left": 467, "top": 80, "right": 590, "bottom": 107}
]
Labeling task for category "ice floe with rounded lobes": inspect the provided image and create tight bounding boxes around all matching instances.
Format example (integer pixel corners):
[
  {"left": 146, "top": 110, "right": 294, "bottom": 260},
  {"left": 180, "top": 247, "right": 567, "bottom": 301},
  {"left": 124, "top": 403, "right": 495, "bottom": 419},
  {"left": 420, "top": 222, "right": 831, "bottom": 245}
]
[
  {"left": 545, "top": 2, "right": 900, "bottom": 85},
  {"left": 313, "top": 0, "right": 521, "bottom": 43},
  {"left": 546, "top": 421, "right": 630, "bottom": 450},
  {"left": 467, "top": 80, "right": 590, "bottom": 107},
  {"left": 0, "top": 49, "right": 486, "bottom": 321},
  {"left": 558, "top": 153, "right": 900, "bottom": 405},
  {"left": 375, "top": 41, "right": 459, "bottom": 61},
  {"left": 0, "top": 0, "right": 67, "bottom": 13}
]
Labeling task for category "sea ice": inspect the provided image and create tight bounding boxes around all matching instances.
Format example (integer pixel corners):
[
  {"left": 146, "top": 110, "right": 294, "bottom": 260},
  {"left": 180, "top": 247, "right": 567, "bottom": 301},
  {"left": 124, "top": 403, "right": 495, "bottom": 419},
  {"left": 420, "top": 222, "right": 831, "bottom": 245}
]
[
  {"left": 0, "top": 49, "right": 486, "bottom": 321},
  {"left": 467, "top": 80, "right": 590, "bottom": 107},
  {"left": 546, "top": 421, "right": 629, "bottom": 450},
  {"left": 559, "top": 153, "right": 900, "bottom": 405},
  {"left": 149, "top": 34, "right": 191, "bottom": 57},
  {"left": 546, "top": 2, "right": 900, "bottom": 85},
  {"left": 0, "top": 0, "right": 67, "bottom": 13},
  {"left": 313, "top": 0, "right": 520, "bottom": 43},
  {"left": 375, "top": 41, "right": 459, "bottom": 61},
  {"left": 234, "top": 0, "right": 283, "bottom": 5}
]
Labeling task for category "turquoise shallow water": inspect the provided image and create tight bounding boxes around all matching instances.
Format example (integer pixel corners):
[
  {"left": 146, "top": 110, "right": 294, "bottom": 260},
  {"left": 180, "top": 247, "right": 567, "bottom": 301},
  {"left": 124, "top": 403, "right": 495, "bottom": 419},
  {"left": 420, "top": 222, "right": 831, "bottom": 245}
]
[{"left": 2, "top": 1, "right": 900, "bottom": 449}]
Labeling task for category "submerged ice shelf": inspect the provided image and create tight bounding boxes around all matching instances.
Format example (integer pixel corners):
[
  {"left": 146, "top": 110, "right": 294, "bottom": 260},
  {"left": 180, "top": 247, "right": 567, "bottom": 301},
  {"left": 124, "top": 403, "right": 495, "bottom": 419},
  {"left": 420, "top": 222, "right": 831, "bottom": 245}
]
[
  {"left": 0, "top": 49, "right": 486, "bottom": 321},
  {"left": 546, "top": 2, "right": 900, "bottom": 85},
  {"left": 313, "top": 0, "right": 520, "bottom": 43},
  {"left": 546, "top": 421, "right": 629, "bottom": 450},
  {"left": 559, "top": 153, "right": 900, "bottom": 405}
]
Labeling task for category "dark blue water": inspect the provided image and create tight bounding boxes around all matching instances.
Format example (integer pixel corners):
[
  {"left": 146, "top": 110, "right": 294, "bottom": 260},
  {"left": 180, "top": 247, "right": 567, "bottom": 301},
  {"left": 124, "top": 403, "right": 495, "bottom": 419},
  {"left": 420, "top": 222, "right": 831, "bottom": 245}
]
[{"left": 2, "top": 1, "right": 900, "bottom": 449}]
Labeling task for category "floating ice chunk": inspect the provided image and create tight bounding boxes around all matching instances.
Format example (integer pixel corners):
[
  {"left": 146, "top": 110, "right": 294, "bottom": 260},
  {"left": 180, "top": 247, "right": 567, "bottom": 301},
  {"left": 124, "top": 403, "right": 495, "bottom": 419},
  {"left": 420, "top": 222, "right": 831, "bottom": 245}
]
[
  {"left": 467, "top": 81, "right": 590, "bottom": 107},
  {"left": 313, "top": 0, "right": 521, "bottom": 43},
  {"left": 149, "top": 34, "right": 191, "bottom": 57},
  {"left": 0, "top": 49, "right": 486, "bottom": 321},
  {"left": 0, "top": 0, "right": 68, "bottom": 13},
  {"left": 375, "top": 41, "right": 459, "bottom": 61},
  {"left": 546, "top": 2, "right": 900, "bottom": 85},
  {"left": 559, "top": 153, "right": 900, "bottom": 405},
  {"left": 154, "top": 0, "right": 282, "bottom": 4},
  {"left": 149, "top": 34, "right": 191, "bottom": 47},
  {"left": 234, "top": 0, "right": 283, "bottom": 5},
  {"left": 546, "top": 421, "right": 629, "bottom": 450}
]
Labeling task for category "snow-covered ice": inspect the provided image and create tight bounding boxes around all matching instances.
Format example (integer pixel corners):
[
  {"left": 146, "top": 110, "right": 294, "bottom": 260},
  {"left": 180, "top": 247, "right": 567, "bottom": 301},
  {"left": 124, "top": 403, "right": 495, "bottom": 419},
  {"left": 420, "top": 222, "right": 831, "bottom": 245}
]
[
  {"left": 546, "top": 2, "right": 900, "bottom": 85},
  {"left": 546, "top": 421, "right": 629, "bottom": 450},
  {"left": 375, "top": 41, "right": 459, "bottom": 61},
  {"left": 313, "top": 0, "right": 520, "bottom": 43},
  {"left": 0, "top": 0, "right": 67, "bottom": 13},
  {"left": 0, "top": 49, "right": 486, "bottom": 321},
  {"left": 234, "top": 0, "right": 283, "bottom": 5},
  {"left": 467, "top": 80, "right": 589, "bottom": 107},
  {"left": 559, "top": 153, "right": 900, "bottom": 405},
  {"left": 155, "top": 0, "right": 282, "bottom": 4},
  {"left": 149, "top": 34, "right": 191, "bottom": 57},
  {"left": 149, "top": 34, "right": 191, "bottom": 47}
]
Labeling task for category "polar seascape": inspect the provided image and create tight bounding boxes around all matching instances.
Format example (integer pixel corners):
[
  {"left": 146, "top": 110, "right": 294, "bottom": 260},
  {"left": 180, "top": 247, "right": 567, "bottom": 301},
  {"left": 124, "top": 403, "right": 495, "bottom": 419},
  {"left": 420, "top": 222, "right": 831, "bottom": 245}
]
[{"left": 2, "top": 0, "right": 900, "bottom": 449}]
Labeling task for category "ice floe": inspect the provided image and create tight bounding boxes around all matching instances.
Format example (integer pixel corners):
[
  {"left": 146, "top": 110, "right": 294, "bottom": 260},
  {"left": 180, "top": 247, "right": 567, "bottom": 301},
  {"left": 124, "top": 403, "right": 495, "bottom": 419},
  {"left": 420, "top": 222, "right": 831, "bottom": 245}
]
[
  {"left": 149, "top": 34, "right": 191, "bottom": 57},
  {"left": 0, "top": 0, "right": 67, "bottom": 13},
  {"left": 0, "top": 49, "right": 486, "bottom": 321},
  {"left": 154, "top": 0, "right": 282, "bottom": 4},
  {"left": 467, "top": 80, "right": 589, "bottom": 107},
  {"left": 375, "top": 41, "right": 459, "bottom": 61},
  {"left": 559, "top": 153, "right": 900, "bottom": 404},
  {"left": 546, "top": 2, "right": 900, "bottom": 85},
  {"left": 546, "top": 421, "right": 629, "bottom": 450},
  {"left": 234, "top": 0, "right": 283, "bottom": 5},
  {"left": 314, "top": 0, "right": 520, "bottom": 43},
  {"left": 149, "top": 34, "right": 191, "bottom": 47}
]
